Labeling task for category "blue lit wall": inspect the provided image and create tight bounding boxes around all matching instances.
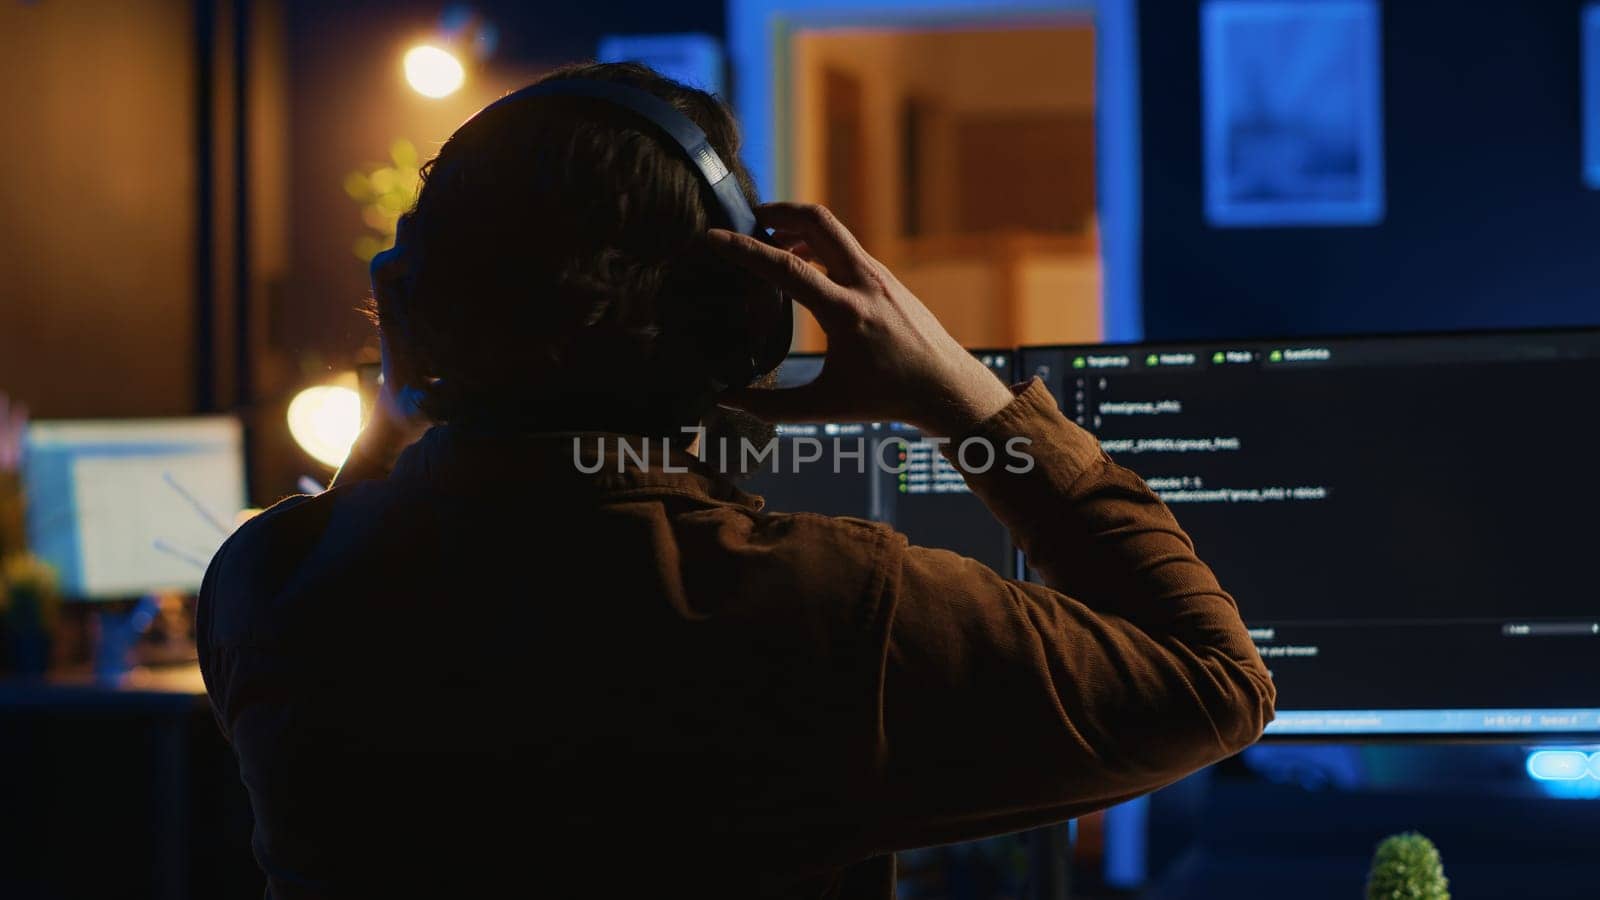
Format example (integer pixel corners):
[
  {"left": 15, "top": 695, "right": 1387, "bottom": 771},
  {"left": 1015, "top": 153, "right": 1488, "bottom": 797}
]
[
  {"left": 432, "top": 1, "right": 724, "bottom": 62},
  {"left": 1140, "top": 1, "right": 1600, "bottom": 340}
]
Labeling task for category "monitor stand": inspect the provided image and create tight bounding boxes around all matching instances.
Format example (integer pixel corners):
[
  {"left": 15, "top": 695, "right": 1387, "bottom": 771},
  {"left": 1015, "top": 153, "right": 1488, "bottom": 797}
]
[
  {"left": 1025, "top": 821, "right": 1075, "bottom": 899},
  {"left": 92, "top": 595, "right": 161, "bottom": 685}
]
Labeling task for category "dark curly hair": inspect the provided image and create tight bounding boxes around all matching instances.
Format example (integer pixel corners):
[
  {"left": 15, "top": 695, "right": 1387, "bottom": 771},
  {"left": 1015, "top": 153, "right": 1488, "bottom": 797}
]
[{"left": 376, "top": 61, "right": 766, "bottom": 436}]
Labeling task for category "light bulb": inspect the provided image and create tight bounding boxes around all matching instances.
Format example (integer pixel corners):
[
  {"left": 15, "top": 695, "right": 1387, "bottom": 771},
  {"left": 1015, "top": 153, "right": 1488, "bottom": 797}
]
[
  {"left": 287, "top": 385, "right": 362, "bottom": 468},
  {"left": 404, "top": 44, "right": 465, "bottom": 98}
]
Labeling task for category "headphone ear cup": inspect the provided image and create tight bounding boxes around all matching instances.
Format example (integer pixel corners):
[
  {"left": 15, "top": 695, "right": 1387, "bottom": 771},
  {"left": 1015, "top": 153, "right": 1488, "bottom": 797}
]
[
  {"left": 736, "top": 229, "right": 793, "bottom": 384},
  {"left": 665, "top": 247, "right": 786, "bottom": 392},
  {"left": 708, "top": 270, "right": 791, "bottom": 390},
  {"left": 747, "top": 287, "right": 792, "bottom": 381}
]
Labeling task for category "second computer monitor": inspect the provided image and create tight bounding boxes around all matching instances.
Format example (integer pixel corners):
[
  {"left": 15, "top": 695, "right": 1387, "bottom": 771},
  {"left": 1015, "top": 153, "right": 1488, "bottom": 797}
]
[{"left": 22, "top": 417, "right": 247, "bottom": 600}]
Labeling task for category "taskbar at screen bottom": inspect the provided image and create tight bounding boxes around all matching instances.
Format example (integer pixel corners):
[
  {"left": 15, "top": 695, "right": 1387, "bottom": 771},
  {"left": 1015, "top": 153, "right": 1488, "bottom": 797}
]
[{"left": 1266, "top": 708, "right": 1600, "bottom": 737}]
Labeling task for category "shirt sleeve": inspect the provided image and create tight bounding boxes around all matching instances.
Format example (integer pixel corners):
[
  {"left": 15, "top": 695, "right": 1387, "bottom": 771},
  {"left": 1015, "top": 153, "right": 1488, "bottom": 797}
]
[{"left": 863, "top": 378, "right": 1275, "bottom": 852}]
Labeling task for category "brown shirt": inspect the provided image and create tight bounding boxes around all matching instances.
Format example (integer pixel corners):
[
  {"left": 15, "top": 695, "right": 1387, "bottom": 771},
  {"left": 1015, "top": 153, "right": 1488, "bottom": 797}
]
[{"left": 197, "top": 378, "right": 1274, "bottom": 898}]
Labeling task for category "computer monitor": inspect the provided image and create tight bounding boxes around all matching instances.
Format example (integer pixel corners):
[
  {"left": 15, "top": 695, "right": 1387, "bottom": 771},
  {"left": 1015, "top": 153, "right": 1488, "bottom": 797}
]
[
  {"left": 1019, "top": 329, "right": 1600, "bottom": 739},
  {"left": 738, "top": 351, "right": 1017, "bottom": 577},
  {"left": 22, "top": 417, "right": 247, "bottom": 600}
]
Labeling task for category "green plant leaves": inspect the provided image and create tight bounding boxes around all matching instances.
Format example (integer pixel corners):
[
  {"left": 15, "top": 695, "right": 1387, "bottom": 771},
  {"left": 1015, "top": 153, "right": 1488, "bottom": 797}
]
[
  {"left": 1366, "top": 832, "right": 1450, "bottom": 900},
  {"left": 344, "top": 138, "right": 423, "bottom": 261}
]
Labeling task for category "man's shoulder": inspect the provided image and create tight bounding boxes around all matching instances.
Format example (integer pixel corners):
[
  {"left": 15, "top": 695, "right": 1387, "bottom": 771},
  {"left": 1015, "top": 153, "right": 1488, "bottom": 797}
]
[
  {"left": 224, "top": 490, "right": 330, "bottom": 558},
  {"left": 701, "top": 502, "right": 900, "bottom": 558},
  {"left": 213, "top": 480, "right": 385, "bottom": 575},
  {"left": 675, "top": 503, "right": 907, "bottom": 615},
  {"left": 199, "top": 481, "right": 399, "bottom": 645},
  {"left": 757, "top": 509, "right": 900, "bottom": 553}
]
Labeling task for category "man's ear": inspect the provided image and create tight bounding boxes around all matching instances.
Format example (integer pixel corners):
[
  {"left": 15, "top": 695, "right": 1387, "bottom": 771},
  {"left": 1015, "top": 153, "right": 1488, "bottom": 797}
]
[
  {"left": 370, "top": 213, "right": 439, "bottom": 418},
  {"left": 370, "top": 216, "right": 413, "bottom": 319}
]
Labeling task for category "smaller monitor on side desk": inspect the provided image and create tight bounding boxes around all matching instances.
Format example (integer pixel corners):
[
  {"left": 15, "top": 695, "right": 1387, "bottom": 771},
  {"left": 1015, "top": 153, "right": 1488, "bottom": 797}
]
[
  {"left": 738, "top": 350, "right": 1018, "bottom": 577},
  {"left": 1019, "top": 329, "right": 1600, "bottom": 740},
  {"left": 22, "top": 417, "right": 247, "bottom": 600}
]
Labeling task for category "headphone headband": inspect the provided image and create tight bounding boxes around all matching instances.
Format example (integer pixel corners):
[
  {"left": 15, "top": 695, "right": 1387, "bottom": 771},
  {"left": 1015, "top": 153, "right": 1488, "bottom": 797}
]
[{"left": 513, "top": 79, "right": 758, "bottom": 235}]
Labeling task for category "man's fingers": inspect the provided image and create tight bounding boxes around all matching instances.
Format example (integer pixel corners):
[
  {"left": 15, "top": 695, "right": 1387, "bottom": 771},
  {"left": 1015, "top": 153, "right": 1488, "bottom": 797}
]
[
  {"left": 706, "top": 230, "right": 856, "bottom": 324},
  {"left": 768, "top": 229, "right": 814, "bottom": 254},
  {"left": 755, "top": 203, "right": 872, "bottom": 284}
]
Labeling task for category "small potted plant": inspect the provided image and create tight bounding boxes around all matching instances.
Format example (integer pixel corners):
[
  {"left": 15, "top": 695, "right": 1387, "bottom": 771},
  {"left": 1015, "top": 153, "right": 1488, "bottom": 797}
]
[
  {"left": 1366, "top": 832, "right": 1450, "bottom": 900},
  {"left": 1, "top": 553, "right": 61, "bottom": 677}
]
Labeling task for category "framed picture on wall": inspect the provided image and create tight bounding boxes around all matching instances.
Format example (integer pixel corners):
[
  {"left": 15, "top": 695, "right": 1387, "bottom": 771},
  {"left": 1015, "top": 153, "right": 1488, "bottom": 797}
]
[{"left": 1202, "top": 0, "right": 1385, "bottom": 227}]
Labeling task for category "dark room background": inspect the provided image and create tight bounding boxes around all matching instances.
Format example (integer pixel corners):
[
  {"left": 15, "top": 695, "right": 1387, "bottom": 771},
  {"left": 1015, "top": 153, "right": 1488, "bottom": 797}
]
[
  {"left": 1139, "top": 0, "right": 1600, "bottom": 340},
  {"left": 11, "top": 0, "right": 1600, "bottom": 425},
  {"left": 0, "top": 0, "right": 724, "bottom": 494}
]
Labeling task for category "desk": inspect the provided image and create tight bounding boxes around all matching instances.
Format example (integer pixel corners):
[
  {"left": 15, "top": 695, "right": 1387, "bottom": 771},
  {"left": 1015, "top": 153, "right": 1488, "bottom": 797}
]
[
  {"left": 0, "top": 663, "right": 208, "bottom": 708},
  {"left": 0, "top": 665, "right": 260, "bottom": 900}
]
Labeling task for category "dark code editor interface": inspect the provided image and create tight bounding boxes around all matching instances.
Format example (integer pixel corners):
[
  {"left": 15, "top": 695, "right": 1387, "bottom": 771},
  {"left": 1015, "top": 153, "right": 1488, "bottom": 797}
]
[{"left": 1022, "top": 331, "right": 1600, "bottom": 736}]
